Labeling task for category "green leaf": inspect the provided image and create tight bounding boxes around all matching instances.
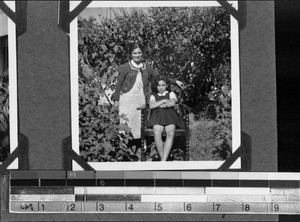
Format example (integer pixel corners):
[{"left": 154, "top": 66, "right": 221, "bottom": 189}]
[
  {"left": 100, "top": 44, "right": 108, "bottom": 52},
  {"left": 82, "top": 64, "right": 93, "bottom": 79},
  {"left": 113, "top": 45, "right": 118, "bottom": 52},
  {"left": 94, "top": 88, "right": 100, "bottom": 98},
  {"left": 113, "top": 70, "right": 119, "bottom": 77},
  {"left": 101, "top": 74, "right": 107, "bottom": 84},
  {"left": 92, "top": 52, "right": 98, "bottom": 59},
  {"left": 109, "top": 75, "right": 114, "bottom": 83},
  {"left": 109, "top": 57, "right": 114, "bottom": 63},
  {"left": 117, "top": 124, "right": 131, "bottom": 132}
]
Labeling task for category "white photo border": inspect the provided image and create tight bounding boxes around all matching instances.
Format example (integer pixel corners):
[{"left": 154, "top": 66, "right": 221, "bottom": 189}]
[
  {"left": 0, "top": 2, "right": 18, "bottom": 167},
  {"left": 70, "top": 1, "right": 241, "bottom": 171}
]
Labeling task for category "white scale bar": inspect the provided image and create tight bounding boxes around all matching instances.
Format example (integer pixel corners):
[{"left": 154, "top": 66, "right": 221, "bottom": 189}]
[
  {"left": 207, "top": 195, "right": 300, "bottom": 203},
  {"left": 141, "top": 195, "right": 206, "bottom": 202},
  {"left": 74, "top": 187, "right": 205, "bottom": 195},
  {"left": 205, "top": 188, "right": 272, "bottom": 195}
]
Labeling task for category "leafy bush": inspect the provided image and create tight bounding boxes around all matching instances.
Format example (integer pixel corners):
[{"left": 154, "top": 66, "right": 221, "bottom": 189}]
[
  {"left": 78, "top": 7, "right": 232, "bottom": 161},
  {"left": 79, "top": 76, "right": 139, "bottom": 162},
  {"left": 204, "top": 85, "right": 232, "bottom": 159},
  {"left": 0, "top": 70, "right": 9, "bottom": 162}
]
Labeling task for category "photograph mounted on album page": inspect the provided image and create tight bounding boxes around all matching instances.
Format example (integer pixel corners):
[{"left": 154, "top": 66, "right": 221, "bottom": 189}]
[{"left": 69, "top": 1, "right": 241, "bottom": 171}]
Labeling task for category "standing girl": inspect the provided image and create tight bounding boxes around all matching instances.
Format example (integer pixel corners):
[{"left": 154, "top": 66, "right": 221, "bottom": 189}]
[
  {"left": 148, "top": 75, "right": 185, "bottom": 161},
  {"left": 112, "top": 43, "right": 184, "bottom": 142}
]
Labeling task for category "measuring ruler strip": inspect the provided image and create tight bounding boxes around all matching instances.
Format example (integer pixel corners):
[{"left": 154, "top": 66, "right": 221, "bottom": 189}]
[
  {"left": 9, "top": 201, "right": 300, "bottom": 214},
  {"left": 8, "top": 171, "right": 300, "bottom": 214},
  {"left": 10, "top": 192, "right": 300, "bottom": 203}
]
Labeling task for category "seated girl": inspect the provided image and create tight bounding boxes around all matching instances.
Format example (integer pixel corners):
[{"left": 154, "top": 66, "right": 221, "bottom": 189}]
[{"left": 148, "top": 75, "right": 185, "bottom": 161}]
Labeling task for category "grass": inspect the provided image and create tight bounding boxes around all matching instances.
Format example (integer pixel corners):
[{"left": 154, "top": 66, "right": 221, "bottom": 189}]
[{"left": 189, "top": 112, "right": 231, "bottom": 161}]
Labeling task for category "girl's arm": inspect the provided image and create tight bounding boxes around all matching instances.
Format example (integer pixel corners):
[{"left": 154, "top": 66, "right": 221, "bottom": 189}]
[
  {"left": 149, "top": 95, "right": 167, "bottom": 109},
  {"left": 112, "top": 64, "right": 127, "bottom": 102},
  {"left": 160, "top": 92, "right": 177, "bottom": 108},
  {"left": 150, "top": 99, "right": 168, "bottom": 109},
  {"left": 160, "top": 98, "right": 176, "bottom": 108}
]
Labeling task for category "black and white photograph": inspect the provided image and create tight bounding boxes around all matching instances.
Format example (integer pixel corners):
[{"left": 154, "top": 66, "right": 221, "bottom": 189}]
[
  {"left": 70, "top": 1, "right": 240, "bottom": 170},
  {"left": 0, "top": 3, "right": 17, "bottom": 166}
]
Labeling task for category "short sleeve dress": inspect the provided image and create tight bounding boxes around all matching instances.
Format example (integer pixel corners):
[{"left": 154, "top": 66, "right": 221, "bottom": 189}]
[{"left": 148, "top": 92, "right": 185, "bottom": 129}]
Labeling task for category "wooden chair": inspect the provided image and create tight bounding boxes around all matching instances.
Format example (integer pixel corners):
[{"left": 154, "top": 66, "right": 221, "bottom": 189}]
[{"left": 138, "top": 84, "right": 191, "bottom": 161}]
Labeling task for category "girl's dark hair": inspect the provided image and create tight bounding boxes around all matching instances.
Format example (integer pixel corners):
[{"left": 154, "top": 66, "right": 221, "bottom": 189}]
[
  {"left": 152, "top": 74, "right": 170, "bottom": 92},
  {"left": 129, "top": 42, "right": 144, "bottom": 56}
]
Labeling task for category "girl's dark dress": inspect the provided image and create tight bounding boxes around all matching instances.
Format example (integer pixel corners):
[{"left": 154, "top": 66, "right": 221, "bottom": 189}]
[{"left": 148, "top": 92, "right": 185, "bottom": 129}]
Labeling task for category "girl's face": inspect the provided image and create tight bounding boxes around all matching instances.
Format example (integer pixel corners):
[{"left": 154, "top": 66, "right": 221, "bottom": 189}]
[
  {"left": 157, "top": 80, "right": 167, "bottom": 94},
  {"left": 131, "top": 48, "right": 143, "bottom": 64}
]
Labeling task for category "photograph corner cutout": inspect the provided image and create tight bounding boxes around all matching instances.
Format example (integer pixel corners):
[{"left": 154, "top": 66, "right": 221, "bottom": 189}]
[{"left": 70, "top": 1, "right": 241, "bottom": 171}]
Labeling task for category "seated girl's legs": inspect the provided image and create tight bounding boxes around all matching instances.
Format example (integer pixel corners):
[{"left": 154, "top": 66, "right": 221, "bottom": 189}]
[
  {"left": 153, "top": 125, "right": 164, "bottom": 159},
  {"left": 162, "top": 124, "right": 175, "bottom": 161}
]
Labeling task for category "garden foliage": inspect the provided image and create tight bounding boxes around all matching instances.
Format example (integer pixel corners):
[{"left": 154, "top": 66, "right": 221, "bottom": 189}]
[
  {"left": 78, "top": 6, "right": 232, "bottom": 161},
  {"left": 0, "top": 70, "right": 9, "bottom": 161}
]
